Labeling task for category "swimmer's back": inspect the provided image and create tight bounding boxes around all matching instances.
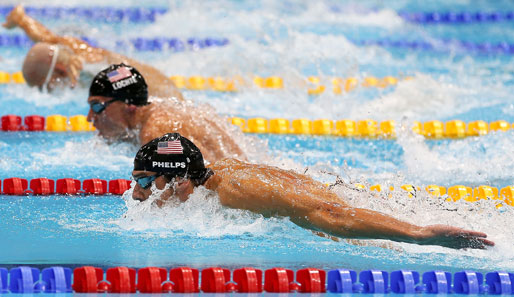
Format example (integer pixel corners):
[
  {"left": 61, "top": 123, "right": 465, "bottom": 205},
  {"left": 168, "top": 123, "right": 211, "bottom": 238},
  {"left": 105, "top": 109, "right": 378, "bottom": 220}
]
[
  {"left": 140, "top": 101, "right": 246, "bottom": 162},
  {"left": 207, "top": 158, "right": 348, "bottom": 217}
]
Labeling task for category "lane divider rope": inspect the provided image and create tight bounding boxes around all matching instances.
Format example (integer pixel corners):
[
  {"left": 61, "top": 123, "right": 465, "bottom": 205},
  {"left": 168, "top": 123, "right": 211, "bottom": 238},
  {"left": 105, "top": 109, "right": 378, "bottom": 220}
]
[
  {"left": 0, "top": 72, "right": 410, "bottom": 93},
  {"left": 1, "top": 115, "right": 512, "bottom": 139},
  {"left": 0, "top": 178, "right": 129, "bottom": 195},
  {"left": 0, "top": 177, "right": 513, "bottom": 208},
  {"left": 2, "top": 31, "right": 512, "bottom": 56},
  {"left": 355, "top": 38, "right": 514, "bottom": 55},
  {"left": 228, "top": 117, "right": 512, "bottom": 139},
  {"left": 0, "top": 5, "right": 166, "bottom": 23},
  {"left": 399, "top": 11, "right": 514, "bottom": 24},
  {"left": 3, "top": 5, "right": 513, "bottom": 26},
  {"left": 0, "top": 266, "right": 511, "bottom": 294},
  {"left": 0, "top": 34, "right": 229, "bottom": 52}
]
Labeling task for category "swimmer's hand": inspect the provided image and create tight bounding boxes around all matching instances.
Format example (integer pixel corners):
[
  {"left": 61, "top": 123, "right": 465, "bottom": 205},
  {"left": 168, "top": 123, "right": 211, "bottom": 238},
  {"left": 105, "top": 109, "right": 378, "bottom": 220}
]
[
  {"left": 60, "top": 48, "right": 83, "bottom": 88},
  {"left": 66, "top": 54, "right": 83, "bottom": 88},
  {"left": 417, "top": 224, "right": 494, "bottom": 249},
  {"left": 3, "top": 5, "right": 25, "bottom": 29}
]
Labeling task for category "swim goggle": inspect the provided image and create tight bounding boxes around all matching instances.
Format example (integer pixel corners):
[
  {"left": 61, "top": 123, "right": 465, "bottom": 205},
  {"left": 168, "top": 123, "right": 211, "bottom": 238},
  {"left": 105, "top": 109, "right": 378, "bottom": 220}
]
[
  {"left": 133, "top": 173, "right": 185, "bottom": 189},
  {"left": 41, "top": 45, "right": 59, "bottom": 91},
  {"left": 89, "top": 98, "right": 119, "bottom": 114},
  {"left": 133, "top": 174, "right": 159, "bottom": 189}
]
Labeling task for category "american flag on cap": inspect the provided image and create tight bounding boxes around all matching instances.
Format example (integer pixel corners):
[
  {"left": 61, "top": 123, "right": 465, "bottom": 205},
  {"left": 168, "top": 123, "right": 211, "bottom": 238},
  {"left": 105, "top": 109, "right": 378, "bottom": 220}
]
[
  {"left": 107, "top": 66, "right": 132, "bottom": 83},
  {"left": 157, "top": 140, "right": 183, "bottom": 154}
]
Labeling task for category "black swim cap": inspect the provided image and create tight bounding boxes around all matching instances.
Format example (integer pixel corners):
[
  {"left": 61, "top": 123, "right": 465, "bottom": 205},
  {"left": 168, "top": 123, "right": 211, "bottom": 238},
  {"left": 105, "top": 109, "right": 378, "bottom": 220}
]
[
  {"left": 134, "top": 133, "right": 213, "bottom": 185},
  {"left": 89, "top": 63, "right": 148, "bottom": 105}
]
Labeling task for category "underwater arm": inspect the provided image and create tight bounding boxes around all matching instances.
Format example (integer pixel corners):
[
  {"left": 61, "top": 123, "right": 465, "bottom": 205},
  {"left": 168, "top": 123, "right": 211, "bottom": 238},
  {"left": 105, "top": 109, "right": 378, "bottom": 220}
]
[{"left": 303, "top": 206, "right": 494, "bottom": 249}]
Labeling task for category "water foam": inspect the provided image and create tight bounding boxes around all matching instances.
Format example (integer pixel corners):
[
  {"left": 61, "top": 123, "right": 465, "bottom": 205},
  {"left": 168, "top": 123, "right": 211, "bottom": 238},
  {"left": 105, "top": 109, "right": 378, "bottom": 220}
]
[
  {"left": 116, "top": 183, "right": 294, "bottom": 239},
  {"left": 31, "top": 137, "right": 134, "bottom": 171},
  {"left": 333, "top": 180, "right": 514, "bottom": 270}
]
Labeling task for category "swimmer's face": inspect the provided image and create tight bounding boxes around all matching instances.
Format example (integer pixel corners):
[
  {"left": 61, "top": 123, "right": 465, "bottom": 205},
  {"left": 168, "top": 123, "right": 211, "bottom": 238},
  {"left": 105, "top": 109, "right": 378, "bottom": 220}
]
[
  {"left": 132, "top": 170, "right": 194, "bottom": 206},
  {"left": 87, "top": 95, "right": 128, "bottom": 140},
  {"left": 40, "top": 63, "right": 70, "bottom": 92}
]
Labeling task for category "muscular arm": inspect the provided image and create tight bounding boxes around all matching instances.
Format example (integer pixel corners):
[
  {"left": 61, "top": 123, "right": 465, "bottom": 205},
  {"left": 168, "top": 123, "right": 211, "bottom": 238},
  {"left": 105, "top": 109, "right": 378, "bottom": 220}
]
[
  {"left": 4, "top": 6, "right": 104, "bottom": 62},
  {"left": 209, "top": 160, "right": 494, "bottom": 249},
  {"left": 4, "top": 6, "right": 58, "bottom": 43},
  {"left": 299, "top": 200, "right": 493, "bottom": 249}
]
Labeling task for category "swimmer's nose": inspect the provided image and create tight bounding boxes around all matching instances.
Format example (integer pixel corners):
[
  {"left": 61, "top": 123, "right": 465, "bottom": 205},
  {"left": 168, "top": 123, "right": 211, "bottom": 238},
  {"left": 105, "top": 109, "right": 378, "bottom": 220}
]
[
  {"left": 87, "top": 108, "right": 94, "bottom": 122},
  {"left": 132, "top": 184, "right": 147, "bottom": 202}
]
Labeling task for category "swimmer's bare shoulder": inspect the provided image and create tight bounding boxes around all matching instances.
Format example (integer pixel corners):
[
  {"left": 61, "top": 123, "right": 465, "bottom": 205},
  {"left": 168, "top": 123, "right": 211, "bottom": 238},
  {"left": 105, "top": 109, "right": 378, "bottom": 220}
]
[
  {"left": 139, "top": 102, "right": 191, "bottom": 144},
  {"left": 205, "top": 159, "right": 346, "bottom": 216}
]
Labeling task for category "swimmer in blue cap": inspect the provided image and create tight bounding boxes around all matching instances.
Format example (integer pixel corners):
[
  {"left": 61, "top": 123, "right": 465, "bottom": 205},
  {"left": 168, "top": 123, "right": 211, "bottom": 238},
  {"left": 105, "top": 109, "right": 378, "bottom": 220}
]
[
  {"left": 3, "top": 5, "right": 182, "bottom": 99},
  {"left": 87, "top": 64, "right": 246, "bottom": 161},
  {"left": 131, "top": 133, "right": 494, "bottom": 250}
]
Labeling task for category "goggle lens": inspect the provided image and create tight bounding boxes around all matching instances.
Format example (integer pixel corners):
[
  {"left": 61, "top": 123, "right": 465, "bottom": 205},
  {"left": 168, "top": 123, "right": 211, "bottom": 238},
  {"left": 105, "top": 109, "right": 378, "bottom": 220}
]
[
  {"left": 90, "top": 102, "right": 106, "bottom": 113},
  {"left": 135, "top": 175, "right": 157, "bottom": 189}
]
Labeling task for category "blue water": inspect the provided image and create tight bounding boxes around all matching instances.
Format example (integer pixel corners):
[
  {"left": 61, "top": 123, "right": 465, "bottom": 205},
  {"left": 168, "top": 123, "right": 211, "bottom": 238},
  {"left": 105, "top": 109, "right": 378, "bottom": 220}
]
[{"left": 0, "top": 0, "right": 513, "bottom": 286}]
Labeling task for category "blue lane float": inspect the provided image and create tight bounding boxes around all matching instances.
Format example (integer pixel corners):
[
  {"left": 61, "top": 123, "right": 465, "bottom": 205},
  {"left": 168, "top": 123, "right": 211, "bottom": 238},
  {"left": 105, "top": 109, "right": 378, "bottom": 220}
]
[
  {"left": 400, "top": 11, "right": 514, "bottom": 24},
  {"left": 0, "top": 34, "right": 229, "bottom": 52},
  {"left": 41, "top": 267, "right": 73, "bottom": 293},
  {"left": 355, "top": 38, "right": 514, "bottom": 55},
  {"left": 0, "top": 6, "right": 167, "bottom": 23},
  {"left": 422, "top": 270, "right": 452, "bottom": 294},
  {"left": 0, "top": 268, "right": 7, "bottom": 293}
]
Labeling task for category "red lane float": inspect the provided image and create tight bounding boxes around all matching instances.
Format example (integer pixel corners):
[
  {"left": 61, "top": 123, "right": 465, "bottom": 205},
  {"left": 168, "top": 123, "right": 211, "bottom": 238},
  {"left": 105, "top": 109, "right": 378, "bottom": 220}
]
[
  {"left": 106, "top": 267, "right": 136, "bottom": 293},
  {"left": 137, "top": 267, "right": 169, "bottom": 293},
  {"left": 30, "top": 178, "right": 55, "bottom": 195},
  {"left": 1, "top": 115, "right": 22, "bottom": 131},
  {"left": 264, "top": 267, "right": 295, "bottom": 292},
  {"left": 24, "top": 115, "right": 45, "bottom": 131},
  {"left": 233, "top": 267, "right": 263, "bottom": 292},
  {"left": 297, "top": 268, "right": 327, "bottom": 292},
  {"left": 72, "top": 266, "right": 104, "bottom": 293},
  {"left": 109, "top": 179, "right": 131, "bottom": 195},
  {"left": 170, "top": 267, "right": 200, "bottom": 293},
  {"left": 3, "top": 177, "right": 28, "bottom": 195},
  {"left": 0, "top": 178, "right": 131, "bottom": 196},
  {"left": 83, "top": 179, "right": 107, "bottom": 195},
  {"left": 56, "top": 178, "right": 81, "bottom": 195},
  {"left": 201, "top": 267, "right": 231, "bottom": 293}
]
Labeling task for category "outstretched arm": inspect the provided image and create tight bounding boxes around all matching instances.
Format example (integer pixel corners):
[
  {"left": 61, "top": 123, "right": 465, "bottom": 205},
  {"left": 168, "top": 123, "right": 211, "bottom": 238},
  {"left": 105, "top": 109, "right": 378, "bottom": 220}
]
[
  {"left": 303, "top": 205, "right": 494, "bottom": 249},
  {"left": 3, "top": 6, "right": 59, "bottom": 43},
  {"left": 3, "top": 5, "right": 104, "bottom": 63}
]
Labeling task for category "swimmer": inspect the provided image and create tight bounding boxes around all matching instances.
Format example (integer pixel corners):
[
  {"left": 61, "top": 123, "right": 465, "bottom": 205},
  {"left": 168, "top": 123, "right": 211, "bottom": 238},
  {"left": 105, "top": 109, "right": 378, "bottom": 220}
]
[
  {"left": 3, "top": 5, "right": 182, "bottom": 99},
  {"left": 87, "top": 64, "right": 246, "bottom": 162},
  {"left": 131, "top": 133, "right": 495, "bottom": 250}
]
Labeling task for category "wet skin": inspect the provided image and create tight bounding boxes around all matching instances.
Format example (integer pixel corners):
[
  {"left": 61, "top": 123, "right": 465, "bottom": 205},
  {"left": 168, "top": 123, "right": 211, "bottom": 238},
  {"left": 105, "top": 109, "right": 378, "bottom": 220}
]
[
  {"left": 86, "top": 95, "right": 247, "bottom": 162},
  {"left": 131, "top": 158, "right": 495, "bottom": 250}
]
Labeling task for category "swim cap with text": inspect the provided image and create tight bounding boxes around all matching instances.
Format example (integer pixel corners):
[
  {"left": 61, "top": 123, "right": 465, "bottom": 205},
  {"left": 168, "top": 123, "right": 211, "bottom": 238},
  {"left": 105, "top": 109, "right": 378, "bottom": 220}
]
[
  {"left": 134, "top": 133, "right": 213, "bottom": 185},
  {"left": 89, "top": 63, "right": 148, "bottom": 106}
]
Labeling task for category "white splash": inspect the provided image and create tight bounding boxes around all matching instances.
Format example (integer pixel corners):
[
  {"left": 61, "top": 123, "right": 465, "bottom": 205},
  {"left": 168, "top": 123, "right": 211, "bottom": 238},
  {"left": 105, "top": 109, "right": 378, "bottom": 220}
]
[
  {"left": 115, "top": 184, "right": 292, "bottom": 238},
  {"left": 31, "top": 137, "right": 134, "bottom": 171}
]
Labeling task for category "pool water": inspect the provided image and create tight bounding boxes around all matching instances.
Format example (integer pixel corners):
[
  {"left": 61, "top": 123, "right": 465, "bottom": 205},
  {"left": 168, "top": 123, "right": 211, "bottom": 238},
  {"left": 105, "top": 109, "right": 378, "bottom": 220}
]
[{"left": 0, "top": 0, "right": 514, "bottom": 279}]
